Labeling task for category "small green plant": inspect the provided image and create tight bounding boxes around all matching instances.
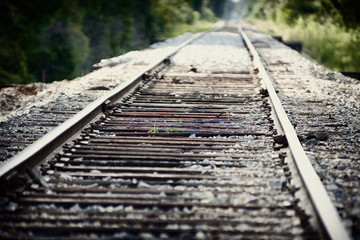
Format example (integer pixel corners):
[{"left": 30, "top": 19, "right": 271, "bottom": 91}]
[
  {"left": 147, "top": 121, "right": 181, "bottom": 134},
  {"left": 147, "top": 122, "right": 159, "bottom": 133},
  {"left": 165, "top": 127, "right": 181, "bottom": 133}
]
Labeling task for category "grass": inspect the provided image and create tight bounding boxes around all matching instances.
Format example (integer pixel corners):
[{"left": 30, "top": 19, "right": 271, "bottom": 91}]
[
  {"left": 159, "top": 19, "right": 218, "bottom": 39},
  {"left": 147, "top": 121, "right": 181, "bottom": 134},
  {"left": 147, "top": 122, "right": 159, "bottom": 134},
  {"left": 248, "top": 18, "right": 360, "bottom": 72}
]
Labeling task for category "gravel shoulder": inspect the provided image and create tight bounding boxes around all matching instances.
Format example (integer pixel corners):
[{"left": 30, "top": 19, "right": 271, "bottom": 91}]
[{"left": 243, "top": 23, "right": 360, "bottom": 238}]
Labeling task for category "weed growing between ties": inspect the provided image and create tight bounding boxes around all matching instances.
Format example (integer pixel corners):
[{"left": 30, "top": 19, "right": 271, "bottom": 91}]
[{"left": 147, "top": 121, "right": 181, "bottom": 134}]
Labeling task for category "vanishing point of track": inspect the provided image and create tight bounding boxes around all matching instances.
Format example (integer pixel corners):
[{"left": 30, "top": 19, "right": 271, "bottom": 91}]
[{"left": 0, "top": 24, "right": 351, "bottom": 239}]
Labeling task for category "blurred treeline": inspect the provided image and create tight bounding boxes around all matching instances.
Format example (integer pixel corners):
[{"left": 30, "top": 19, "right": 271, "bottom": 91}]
[
  {"left": 247, "top": 0, "right": 360, "bottom": 72},
  {"left": 0, "top": 0, "right": 226, "bottom": 84}
]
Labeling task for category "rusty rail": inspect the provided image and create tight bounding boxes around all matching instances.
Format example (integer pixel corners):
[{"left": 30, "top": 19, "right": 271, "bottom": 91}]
[{"left": 239, "top": 24, "right": 351, "bottom": 240}]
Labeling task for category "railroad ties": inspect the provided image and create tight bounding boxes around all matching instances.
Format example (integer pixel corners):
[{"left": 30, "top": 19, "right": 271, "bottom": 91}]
[
  {"left": 1, "top": 23, "right": 353, "bottom": 239},
  {"left": 0, "top": 65, "right": 318, "bottom": 239}
]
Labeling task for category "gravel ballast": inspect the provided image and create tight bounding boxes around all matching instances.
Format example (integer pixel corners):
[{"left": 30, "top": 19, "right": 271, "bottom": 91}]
[
  {"left": 0, "top": 22, "right": 359, "bottom": 238},
  {"left": 242, "top": 23, "right": 360, "bottom": 239}
]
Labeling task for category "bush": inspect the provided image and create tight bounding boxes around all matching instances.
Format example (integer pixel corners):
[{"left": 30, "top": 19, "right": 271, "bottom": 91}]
[
  {"left": 249, "top": 17, "right": 360, "bottom": 72},
  {"left": 246, "top": 0, "right": 360, "bottom": 72}
]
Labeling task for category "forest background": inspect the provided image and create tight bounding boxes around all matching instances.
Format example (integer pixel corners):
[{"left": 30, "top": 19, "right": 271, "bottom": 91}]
[
  {"left": 0, "top": 0, "right": 226, "bottom": 85},
  {"left": 1, "top": 0, "right": 359, "bottom": 85}
]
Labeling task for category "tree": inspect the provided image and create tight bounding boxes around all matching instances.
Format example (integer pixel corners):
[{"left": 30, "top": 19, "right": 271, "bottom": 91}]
[
  {"left": 249, "top": 0, "right": 360, "bottom": 29},
  {"left": 0, "top": 0, "right": 226, "bottom": 84},
  {"left": 325, "top": 0, "right": 360, "bottom": 28}
]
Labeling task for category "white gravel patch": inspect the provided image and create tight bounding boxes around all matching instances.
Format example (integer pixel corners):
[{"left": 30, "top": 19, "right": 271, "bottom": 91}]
[
  {"left": 93, "top": 32, "right": 199, "bottom": 69},
  {"left": 171, "top": 31, "right": 251, "bottom": 68}
]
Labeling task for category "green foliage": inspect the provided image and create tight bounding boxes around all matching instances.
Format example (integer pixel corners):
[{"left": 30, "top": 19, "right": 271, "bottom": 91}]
[
  {"left": 151, "top": 0, "right": 198, "bottom": 34},
  {"left": 158, "top": 20, "right": 216, "bottom": 39},
  {"left": 248, "top": 0, "right": 360, "bottom": 29},
  {"left": 208, "top": 0, "right": 227, "bottom": 18},
  {"left": 148, "top": 122, "right": 159, "bottom": 134},
  {"left": 70, "top": 24, "right": 90, "bottom": 77},
  {"left": 247, "top": 0, "right": 360, "bottom": 71},
  {"left": 250, "top": 18, "right": 360, "bottom": 72},
  {"left": 30, "top": 21, "right": 76, "bottom": 82},
  {"left": 0, "top": 0, "right": 61, "bottom": 84},
  {"left": 281, "top": 0, "right": 320, "bottom": 23},
  {"left": 289, "top": 19, "right": 360, "bottom": 72},
  {"left": 147, "top": 121, "right": 181, "bottom": 134},
  {"left": 152, "top": 0, "right": 221, "bottom": 39},
  {"left": 325, "top": 0, "right": 360, "bottom": 29},
  {"left": 0, "top": 0, "right": 225, "bottom": 84},
  {"left": 0, "top": 40, "right": 30, "bottom": 84}
]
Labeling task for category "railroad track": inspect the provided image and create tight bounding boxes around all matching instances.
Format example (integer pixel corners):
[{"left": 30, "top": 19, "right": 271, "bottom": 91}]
[{"left": 0, "top": 24, "right": 351, "bottom": 239}]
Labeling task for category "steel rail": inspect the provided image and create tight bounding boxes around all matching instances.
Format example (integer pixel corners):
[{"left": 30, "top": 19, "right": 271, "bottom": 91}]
[
  {"left": 0, "top": 23, "right": 224, "bottom": 180},
  {"left": 238, "top": 24, "right": 351, "bottom": 240}
]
